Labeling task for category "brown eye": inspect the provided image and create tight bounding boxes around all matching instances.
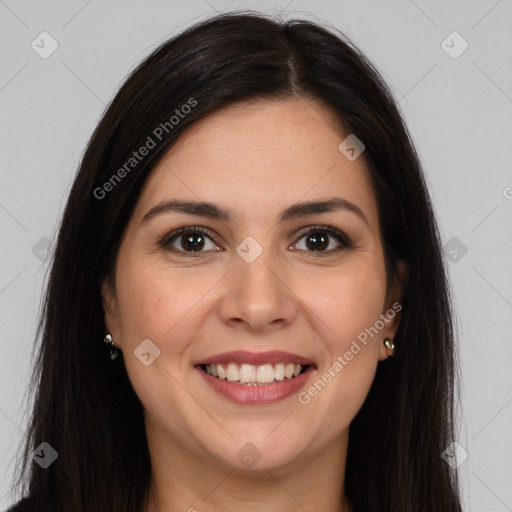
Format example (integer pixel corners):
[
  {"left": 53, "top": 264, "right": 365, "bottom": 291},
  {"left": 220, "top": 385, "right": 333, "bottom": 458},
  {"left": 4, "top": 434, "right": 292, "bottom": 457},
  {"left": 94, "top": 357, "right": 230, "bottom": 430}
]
[
  {"left": 304, "top": 232, "right": 329, "bottom": 251},
  {"left": 158, "top": 224, "right": 352, "bottom": 257},
  {"left": 159, "top": 227, "right": 221, "bottom": 255},
  {"left": 292, "top": 226, "right": 352, "bottom": 253},
  {"left": 179, "top": 232, "right": 206, "bottom": 252}
]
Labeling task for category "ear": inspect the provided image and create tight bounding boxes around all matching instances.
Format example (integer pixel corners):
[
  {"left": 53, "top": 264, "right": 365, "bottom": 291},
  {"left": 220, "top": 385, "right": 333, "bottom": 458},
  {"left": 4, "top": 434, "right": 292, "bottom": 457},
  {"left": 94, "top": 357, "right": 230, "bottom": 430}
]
[
  {"left": 379, "top": 259, "right": 407, "bottom": 360},
  {"left": 101, "top": 277, "right": 123, "bottom": 349}
]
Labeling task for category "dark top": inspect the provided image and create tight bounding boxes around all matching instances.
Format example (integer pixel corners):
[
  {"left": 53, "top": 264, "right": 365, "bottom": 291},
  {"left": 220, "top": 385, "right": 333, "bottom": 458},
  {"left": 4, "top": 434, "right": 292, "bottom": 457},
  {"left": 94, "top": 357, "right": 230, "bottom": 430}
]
[{"left": 5, "top": 497, "right": 30, "bottom": 512}]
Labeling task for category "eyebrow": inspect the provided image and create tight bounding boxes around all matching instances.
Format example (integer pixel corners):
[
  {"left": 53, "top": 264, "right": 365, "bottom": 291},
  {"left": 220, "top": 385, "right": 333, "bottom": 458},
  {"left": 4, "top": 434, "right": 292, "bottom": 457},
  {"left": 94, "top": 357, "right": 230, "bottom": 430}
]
[{"left": 141, "top": 197, "right": 369, "bottom": 226}]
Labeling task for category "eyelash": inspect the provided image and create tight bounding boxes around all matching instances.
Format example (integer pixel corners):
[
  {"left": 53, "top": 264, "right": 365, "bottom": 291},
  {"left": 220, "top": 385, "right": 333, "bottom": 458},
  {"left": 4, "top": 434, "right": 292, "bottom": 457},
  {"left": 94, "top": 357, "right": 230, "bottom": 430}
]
[{"left": 157, "top": 224, "right": 353, "bottom": 257}]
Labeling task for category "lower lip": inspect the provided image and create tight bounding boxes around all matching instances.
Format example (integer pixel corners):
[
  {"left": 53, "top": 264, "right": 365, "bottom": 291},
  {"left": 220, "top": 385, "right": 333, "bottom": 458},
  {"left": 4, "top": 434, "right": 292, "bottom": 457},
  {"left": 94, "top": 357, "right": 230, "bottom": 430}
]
[{"left": 196, "top": 365, "right": 316, "bottom": 405}]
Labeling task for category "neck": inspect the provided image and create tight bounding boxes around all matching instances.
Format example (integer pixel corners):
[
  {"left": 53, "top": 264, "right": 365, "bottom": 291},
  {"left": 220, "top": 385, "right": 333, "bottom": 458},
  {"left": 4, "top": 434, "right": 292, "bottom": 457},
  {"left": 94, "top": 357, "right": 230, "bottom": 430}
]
[{"left": 143, "top": 423, "right": 353, "bottom": 512}]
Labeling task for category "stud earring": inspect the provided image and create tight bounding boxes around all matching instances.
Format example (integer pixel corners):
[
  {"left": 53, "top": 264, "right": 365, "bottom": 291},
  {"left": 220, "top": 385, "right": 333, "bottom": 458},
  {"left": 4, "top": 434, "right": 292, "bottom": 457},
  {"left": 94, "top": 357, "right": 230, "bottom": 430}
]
[
  {"left": 103, "top": 332, "right": 120, "bottom": 360},
  {"left": 384, "top": 337, "right": 394, "bottom": 356}
]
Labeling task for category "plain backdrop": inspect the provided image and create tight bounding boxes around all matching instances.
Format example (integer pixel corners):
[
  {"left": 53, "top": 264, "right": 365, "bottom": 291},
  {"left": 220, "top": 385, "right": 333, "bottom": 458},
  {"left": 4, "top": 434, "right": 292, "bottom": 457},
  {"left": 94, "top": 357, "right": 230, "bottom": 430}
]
[{"left": 0, "top": 1, "right": 511, "bottom": 510}]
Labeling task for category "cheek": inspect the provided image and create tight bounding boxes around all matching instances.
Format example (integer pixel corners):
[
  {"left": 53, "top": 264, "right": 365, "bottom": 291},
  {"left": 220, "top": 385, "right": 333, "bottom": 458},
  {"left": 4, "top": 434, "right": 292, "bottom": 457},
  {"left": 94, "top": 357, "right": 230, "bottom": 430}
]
[
  {"left": 300, "top": 260, "right": 387, "bottom": 347},
  {"left": 113, "top": 262, "right": 203, "bottom": 415},
  {"left": 115, "top": 260, "right": 205, "bottom": 342},
  {"left": 294, "top": 266, "right": 386, "bottom": 441}
]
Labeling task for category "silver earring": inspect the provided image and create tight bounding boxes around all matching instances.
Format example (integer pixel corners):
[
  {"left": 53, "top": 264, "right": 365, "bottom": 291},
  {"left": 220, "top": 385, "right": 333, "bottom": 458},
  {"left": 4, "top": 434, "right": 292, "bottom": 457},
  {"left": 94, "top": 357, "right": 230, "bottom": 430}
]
[
  {"left": 103, "top": 332, "right": 120, "bottom": 360},
  {"left": 384, "top": 337, "right": 395, "bottom": 356}
]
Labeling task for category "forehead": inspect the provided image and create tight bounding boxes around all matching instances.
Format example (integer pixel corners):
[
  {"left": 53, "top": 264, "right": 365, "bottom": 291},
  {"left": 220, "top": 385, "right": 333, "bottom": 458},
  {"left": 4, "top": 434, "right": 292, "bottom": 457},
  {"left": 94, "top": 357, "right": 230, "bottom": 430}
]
[{"left": 133, "top": 97, "right": 379, "bottom": 228}]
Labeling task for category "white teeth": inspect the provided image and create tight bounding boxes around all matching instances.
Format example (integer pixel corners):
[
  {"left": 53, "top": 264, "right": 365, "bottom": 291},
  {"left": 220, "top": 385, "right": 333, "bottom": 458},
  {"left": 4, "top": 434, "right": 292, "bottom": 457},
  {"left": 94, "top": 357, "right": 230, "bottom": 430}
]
[
  {"left": 240, "top": 364, "right": 256, "bottom": 383},
  {"left": 274, "top": 363, "right": 285, "bottom": 381},
  {"left": 226, "top": 362, "right": 240, "bottom": 382},
  {"left": 203, "top": 362, "right": 305, "bottom": 384},
  {"left": 257, "top": 364, "right": 275, "bottom": 383}
]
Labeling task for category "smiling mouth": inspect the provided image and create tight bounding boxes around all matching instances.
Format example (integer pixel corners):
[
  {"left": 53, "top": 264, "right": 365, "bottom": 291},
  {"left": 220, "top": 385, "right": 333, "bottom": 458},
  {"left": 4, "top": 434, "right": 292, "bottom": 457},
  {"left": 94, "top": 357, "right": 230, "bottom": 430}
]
[{"left": 199, "top": 362, "right": 310, "bottom": 386}]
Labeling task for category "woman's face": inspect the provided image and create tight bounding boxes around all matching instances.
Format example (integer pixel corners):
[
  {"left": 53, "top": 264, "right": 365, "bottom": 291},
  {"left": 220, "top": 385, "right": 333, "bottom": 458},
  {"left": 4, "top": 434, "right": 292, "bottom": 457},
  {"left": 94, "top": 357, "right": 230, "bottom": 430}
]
[{"left": 102, "top": 97, "right": 403, "bottom": 472}]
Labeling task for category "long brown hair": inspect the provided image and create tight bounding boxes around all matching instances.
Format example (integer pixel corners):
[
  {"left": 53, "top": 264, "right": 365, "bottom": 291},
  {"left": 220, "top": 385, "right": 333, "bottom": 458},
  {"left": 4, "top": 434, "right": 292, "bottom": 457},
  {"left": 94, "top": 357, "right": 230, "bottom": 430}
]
[{"left": 10, "top": 10, "right": 463, "bottom": 512}]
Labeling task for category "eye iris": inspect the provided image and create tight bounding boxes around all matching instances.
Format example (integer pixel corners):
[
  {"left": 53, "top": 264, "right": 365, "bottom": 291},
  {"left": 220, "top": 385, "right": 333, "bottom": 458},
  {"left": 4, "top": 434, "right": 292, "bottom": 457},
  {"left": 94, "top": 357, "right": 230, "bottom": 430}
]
[
  {"left": 173, "top": 229, "right": 336, "bottom": 253},
  {"left": 181, "top": 232, "right": 205, "bottom": 251},
  {"left": 306, "top": 232, "right": 329, "bottom": 251}
]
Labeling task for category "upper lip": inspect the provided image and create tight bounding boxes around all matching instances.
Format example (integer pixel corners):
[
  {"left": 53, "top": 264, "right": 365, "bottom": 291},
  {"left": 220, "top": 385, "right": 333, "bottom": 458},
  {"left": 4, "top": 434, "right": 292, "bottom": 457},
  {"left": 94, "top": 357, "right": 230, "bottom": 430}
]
[{"left": 195, "top": 350, "right": 316, "bottom": 367}]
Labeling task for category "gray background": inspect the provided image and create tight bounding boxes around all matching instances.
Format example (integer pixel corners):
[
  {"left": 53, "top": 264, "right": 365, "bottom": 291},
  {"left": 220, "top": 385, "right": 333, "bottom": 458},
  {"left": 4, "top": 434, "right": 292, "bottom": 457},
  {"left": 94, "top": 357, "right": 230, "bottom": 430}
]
[{"left": 0, "top": 0, "right": 511, "bottom": 510}]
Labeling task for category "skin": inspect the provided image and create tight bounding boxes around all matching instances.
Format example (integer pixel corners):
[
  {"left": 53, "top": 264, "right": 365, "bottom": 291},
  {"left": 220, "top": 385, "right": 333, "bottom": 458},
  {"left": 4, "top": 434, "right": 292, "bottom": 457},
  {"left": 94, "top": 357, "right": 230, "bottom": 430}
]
[{"left": 102, "top": 97, "right": 405, "bottom": 512}]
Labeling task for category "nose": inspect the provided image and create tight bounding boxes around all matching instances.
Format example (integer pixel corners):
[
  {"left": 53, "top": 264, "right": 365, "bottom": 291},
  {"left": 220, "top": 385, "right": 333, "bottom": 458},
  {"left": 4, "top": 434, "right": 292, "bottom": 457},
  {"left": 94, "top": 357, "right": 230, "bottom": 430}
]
[{"left": 217, "top": 248, "right": 298, "bottom": 334}]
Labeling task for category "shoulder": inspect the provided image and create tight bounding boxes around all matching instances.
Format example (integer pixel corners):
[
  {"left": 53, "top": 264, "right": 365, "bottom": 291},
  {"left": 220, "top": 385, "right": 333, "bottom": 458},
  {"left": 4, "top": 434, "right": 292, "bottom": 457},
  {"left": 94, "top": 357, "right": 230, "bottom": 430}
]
[{"left": 5, "top": 497, "right": 31, "bottom": 512}]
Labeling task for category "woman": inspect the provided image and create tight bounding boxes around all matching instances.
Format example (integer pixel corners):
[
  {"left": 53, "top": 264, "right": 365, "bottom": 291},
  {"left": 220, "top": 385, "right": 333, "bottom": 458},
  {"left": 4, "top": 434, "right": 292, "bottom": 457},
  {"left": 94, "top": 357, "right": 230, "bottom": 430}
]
[{"left": 7, "top": 10, "right": 463, "bottom": 512}]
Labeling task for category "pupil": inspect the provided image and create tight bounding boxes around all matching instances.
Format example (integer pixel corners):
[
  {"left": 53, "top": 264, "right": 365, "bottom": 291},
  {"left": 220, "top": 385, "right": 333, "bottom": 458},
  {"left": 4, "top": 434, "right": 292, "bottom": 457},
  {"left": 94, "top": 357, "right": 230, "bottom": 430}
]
[
  {"left": 307, "top": 232, "right": 328, "bottom": 251},
  {"left": 182, "top": 233, "right": 204, "bottom": 251},
  {"left": 179, "top": 231, "right": 329, "bottom": 252}
]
